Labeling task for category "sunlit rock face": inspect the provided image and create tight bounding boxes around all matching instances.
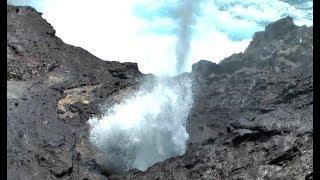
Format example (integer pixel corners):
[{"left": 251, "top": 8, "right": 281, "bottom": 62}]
[{"left": 88, "top": 76, "right": 193, "bottom": 172}]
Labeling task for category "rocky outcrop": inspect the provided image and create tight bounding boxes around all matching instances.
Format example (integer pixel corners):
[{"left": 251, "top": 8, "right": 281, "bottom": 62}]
[
  {"left": 219, "top": 16, "right": 313, "bottom": 76},
  {"left": 7, "top": 4, "right": 313, "bottom": 180},
  {"left": 115, "top": 17, "right": 313, "bottom": 179},
  {"left": 7, "top": 5, "right": 143, "bottom": 180}
]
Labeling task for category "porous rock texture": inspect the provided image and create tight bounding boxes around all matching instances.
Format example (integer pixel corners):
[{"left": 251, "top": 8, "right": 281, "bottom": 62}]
[
  {"left": 7, "top": 5, "right": 313, "bottom": 180},
  {"left": 7, "top": 5, "right": 143, "bottom": 180},
  {"left": 112, "top": 17, "right": 313, "bottom": 180}
]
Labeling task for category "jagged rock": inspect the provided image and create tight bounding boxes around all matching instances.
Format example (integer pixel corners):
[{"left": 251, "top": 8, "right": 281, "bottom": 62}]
[
  {"left": 191, "top": 60, "right": 223, "bottom": 80},
  {"left": 117, "top": 16, "right": 313, "bottom": 179},
  {"left": 7, "top": 4, "right": 313, "bottom": 180},
  {"left": 219, "top": 16, "right": 313, "bottom": 76},
  {"left": 7, "top": 5, "right": 143, "bottom": 180}
]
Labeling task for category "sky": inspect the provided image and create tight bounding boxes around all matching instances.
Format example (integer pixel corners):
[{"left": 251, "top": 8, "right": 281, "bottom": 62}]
[
  {"left": 8, "top": 0, "right": 313, "bottom": 76},
  {"left": 7, "top": 0, "right": 313, "bottom": 171}
]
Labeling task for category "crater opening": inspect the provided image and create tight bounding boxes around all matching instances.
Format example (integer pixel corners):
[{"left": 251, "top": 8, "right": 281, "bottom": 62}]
[{"left": 88, "top": 76, "right": 193, "bottom": 173}]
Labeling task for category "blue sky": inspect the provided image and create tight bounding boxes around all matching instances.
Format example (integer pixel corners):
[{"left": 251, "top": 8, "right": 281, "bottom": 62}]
[{"left": 8, "top": 0, "right": 313, "bottom": 76}]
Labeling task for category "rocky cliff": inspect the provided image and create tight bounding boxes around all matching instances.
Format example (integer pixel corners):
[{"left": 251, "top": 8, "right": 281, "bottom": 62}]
[
  {"left": 7, "top": 5, "right": 313, "bottom": 180},
  {"left": 113, "top": 16, "right": 313, "bottom": 180},
  {"left": 7, "top": 5, "right": 143, "bottom": 180}
]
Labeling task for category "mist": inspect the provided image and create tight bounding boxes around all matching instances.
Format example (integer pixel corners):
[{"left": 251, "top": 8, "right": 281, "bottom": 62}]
[
  {"left": 87, "top": 1, "right": 203, "bottom": 172},
  {"left": 88, "top": 77, "right": 193, "bottom": 172},
  {"left": 7, "top": 0, "right": 313, "bottom": 75},
  {"left": 175, "top": 0, "right": 201, "bottom": 74},
  {"left": 7, "top": 0, "right": 313, "bottom": 173}
]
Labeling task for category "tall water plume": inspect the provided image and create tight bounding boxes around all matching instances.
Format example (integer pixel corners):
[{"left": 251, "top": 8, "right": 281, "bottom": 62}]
[
  {"left": 86, "top": 0, "right": 205, "bottom": 173},
  {"left": 175, "top": 0, "right": 201, "bottom": 74}
]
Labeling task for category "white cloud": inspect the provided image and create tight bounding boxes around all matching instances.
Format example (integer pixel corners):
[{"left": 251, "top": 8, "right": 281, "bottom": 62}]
[
  {"left": 187, "top": 32, "right": 251, "bottom": 71},
  {"left": 38, "top": 0, "right": 180, "bottom": 76},
  {"left": 8, "top": 0, "right": 313, "bottom": 76},
  {"left": 7, "top": 0, "right": 313, "bottom": 172}
]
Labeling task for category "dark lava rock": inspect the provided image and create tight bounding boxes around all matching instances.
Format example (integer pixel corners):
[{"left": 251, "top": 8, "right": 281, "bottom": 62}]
[
  {"left": 116, "top": 17, "right": 313, "bottom": 179},
  {"left": 192, "top": 60, "right": 223, "bottom": 80},
  {"left": 220, "top": 16, "right": 313, "bottom": 76},
  {"left": 7, "top": 5, "right": 142, "bottom": 180},
  {"left": 7, "top": 4, "right": 313, "bottom": 180}
]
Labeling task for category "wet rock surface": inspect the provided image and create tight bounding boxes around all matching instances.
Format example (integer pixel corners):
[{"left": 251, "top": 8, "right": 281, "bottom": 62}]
[
  {"left": 7, "top": 5, "right": 313, "bottom": 180},
  {"left": 115, "top": 17, "right": 313, "bottom": 179}
]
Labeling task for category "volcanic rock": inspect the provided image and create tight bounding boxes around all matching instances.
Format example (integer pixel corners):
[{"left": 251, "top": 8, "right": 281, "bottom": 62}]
[
  {"left": 7, "top": 4, "right": 313, "bottom": 180},
  {"left": 116, "top": 16, "right": 313, "bottom": 180},
  {"left": 7, "top": 5, "right": 142, "bottom": 180}
]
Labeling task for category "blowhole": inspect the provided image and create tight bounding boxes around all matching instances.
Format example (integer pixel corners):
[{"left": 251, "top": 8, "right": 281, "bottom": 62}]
[{"left": 88, "top": 77, "right": 193, "bottom": 173}]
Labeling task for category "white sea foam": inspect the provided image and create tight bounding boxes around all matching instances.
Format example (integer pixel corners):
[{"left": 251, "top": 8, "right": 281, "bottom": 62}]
[{"left": 88, "top": 77, "right": 193, "bottom": 171}]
